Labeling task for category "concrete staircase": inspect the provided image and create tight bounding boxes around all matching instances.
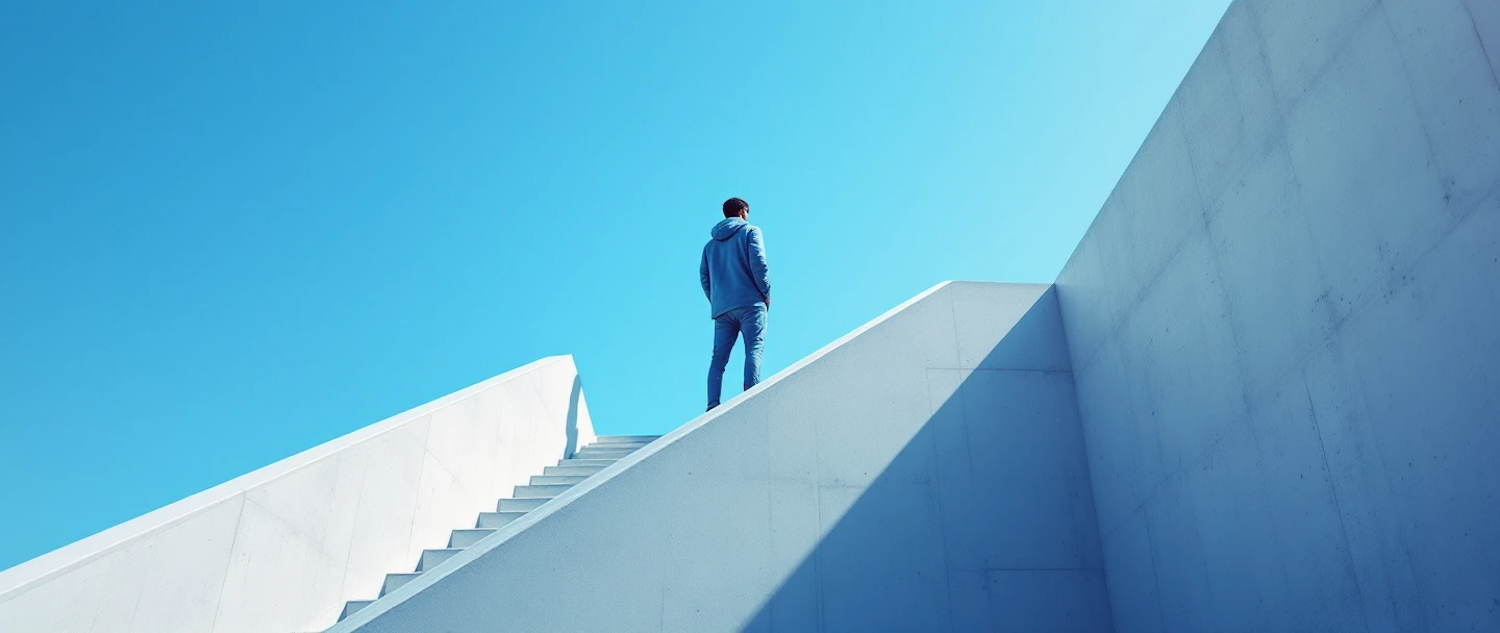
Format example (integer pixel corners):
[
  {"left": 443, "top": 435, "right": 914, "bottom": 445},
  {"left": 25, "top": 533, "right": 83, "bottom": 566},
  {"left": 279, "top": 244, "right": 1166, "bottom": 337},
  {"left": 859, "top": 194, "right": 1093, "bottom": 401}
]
[{"left": 331, "top": 435, "right": 660, "bottom": 626}]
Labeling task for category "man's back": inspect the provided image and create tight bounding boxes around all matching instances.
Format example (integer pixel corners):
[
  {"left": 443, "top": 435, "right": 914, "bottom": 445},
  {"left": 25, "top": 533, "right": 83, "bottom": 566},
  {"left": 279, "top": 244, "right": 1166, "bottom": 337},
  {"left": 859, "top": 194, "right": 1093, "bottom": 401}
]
[
  {"left": 700, "top": 216, "right": 771, "bottom": 318},
  {"left": 701, "top": 197, "right": 771, "bottom": 410}
]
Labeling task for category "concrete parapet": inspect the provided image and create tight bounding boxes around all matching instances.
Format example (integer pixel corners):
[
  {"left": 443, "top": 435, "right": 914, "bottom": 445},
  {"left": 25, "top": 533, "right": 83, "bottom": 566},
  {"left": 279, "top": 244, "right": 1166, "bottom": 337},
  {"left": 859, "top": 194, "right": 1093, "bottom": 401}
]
[{"left": 0, "top": 355, "right": 594, "bottom": 632}]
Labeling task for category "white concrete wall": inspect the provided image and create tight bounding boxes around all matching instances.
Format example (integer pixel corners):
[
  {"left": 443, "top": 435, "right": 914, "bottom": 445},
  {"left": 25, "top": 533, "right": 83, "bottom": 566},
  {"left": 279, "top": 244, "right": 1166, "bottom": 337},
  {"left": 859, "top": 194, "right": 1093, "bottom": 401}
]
[
  {"left": 1056, "top": 0, "right": 1500, "bottom": 630},
  {"left": 336, "top": 282, "right": 1113, "bottom": 633},
  {"left": 0, "top": 355, "right": 594, "bottom": 633}
]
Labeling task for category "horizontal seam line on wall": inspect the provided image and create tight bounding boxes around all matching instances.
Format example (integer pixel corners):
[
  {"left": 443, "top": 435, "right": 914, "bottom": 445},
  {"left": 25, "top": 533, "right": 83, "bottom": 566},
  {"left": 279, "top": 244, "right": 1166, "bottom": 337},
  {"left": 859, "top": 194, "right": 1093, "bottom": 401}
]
[{"left": 925, "top": 368, "right": 1071, "bottom": 374}]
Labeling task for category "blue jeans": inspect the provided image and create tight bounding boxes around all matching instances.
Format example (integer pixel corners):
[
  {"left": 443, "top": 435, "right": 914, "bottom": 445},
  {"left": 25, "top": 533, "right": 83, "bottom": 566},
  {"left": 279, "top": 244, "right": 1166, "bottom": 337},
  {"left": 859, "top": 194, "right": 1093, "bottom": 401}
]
[{"left": 707, "top": 305, "right": 767, "bottom": 410}]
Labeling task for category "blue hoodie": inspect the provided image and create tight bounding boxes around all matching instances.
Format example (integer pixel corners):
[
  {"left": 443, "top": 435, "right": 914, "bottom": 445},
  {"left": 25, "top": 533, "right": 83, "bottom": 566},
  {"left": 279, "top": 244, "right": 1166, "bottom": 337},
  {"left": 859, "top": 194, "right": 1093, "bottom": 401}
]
[{"left": 700, "top": 217, "right": 771, "bottom": 318}]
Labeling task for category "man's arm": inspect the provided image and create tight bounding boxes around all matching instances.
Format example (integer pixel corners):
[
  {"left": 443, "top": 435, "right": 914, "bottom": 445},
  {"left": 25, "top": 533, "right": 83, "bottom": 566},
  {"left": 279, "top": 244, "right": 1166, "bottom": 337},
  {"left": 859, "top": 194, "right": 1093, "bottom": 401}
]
[
  {"left": 748, "top": 227, "right": 771, "bottom": 307},
  {"left": 700, "top": 247, "right": 712, "bottom": 301}
]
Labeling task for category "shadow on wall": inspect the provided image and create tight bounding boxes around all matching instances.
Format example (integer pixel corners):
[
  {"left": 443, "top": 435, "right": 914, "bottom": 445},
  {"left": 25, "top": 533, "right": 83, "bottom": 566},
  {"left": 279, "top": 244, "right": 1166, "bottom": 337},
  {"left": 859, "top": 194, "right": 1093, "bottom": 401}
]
[
  {"left": 565, "top": 374, "right": 583, "bottom": 459},
  {"left": 741, "top": 290, "right": 1113, "bottom": 633}
]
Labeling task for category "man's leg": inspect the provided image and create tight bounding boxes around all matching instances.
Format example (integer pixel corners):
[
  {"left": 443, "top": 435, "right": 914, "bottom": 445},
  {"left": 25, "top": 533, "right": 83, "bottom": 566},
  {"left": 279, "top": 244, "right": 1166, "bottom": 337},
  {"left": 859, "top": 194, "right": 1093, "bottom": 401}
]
[
  {"left": 740, "top": 305, "right": 767, "bottom": 391},
  {"left": 707, "top": 313, "right": 739, "bottom": 410}
]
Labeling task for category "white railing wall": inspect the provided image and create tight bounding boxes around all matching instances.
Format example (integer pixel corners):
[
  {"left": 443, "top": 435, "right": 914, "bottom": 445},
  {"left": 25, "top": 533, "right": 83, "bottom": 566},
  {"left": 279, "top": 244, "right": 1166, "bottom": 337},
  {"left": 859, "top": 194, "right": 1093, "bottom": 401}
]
[{"left": 0, "top": 355, "right": 594, "bottom": 633}]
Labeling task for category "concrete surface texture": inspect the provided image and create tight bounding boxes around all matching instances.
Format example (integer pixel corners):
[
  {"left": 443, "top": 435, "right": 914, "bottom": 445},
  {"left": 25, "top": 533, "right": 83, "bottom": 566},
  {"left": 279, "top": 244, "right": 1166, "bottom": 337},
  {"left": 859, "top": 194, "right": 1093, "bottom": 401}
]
[
  {"left": 0, "top": 355, "right": 595, "bottom": 633},
  {"left": 1054, "top": 0, "right": 1500, "bottom": 630},
  {"left": 332, "top": 282, "right": 1114, "bottom": 633}
]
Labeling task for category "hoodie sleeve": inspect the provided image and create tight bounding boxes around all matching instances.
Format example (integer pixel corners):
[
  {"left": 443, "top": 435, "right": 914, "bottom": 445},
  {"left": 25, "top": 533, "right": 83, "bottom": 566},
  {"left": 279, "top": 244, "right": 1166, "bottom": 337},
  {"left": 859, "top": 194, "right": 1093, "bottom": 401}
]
[
  {"left": 699, "top": 245, "right": 712, "bottom": 300},
  {"left": 748, "top": 226, "right": 771, "bottom": 302}
]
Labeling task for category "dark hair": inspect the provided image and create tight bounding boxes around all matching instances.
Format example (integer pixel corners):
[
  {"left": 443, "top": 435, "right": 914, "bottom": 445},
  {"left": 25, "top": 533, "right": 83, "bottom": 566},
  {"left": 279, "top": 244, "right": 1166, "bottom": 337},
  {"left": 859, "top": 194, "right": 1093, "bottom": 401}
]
[{"left": 722, "top": 197, "right": 749, "bottom": 218}]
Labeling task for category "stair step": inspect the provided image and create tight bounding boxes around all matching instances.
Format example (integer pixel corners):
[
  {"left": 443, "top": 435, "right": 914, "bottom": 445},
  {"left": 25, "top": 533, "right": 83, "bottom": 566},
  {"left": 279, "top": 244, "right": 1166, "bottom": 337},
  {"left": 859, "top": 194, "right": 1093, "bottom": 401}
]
[
  {"left": 477, "top": 511, "right": 528, "bottom": 529},
  {"left": 574, "top": 449, "right": 636, "bottom": 459},
  {"left": 585, "top": 440, "right": 652, "bottom": 448},
  {"left": 498, "top": 497, "right": 548, "bottom": 512},
  {"left": 558, "top": 458, "right": 617, "bottom": 467},
  {"left": 580, "top": 446, "right": 647, "bottom": 454},
  {"left": 382, "top": 572, "right": 421, "bottom": 597},
  {"left": 417, "top": 548, "right": 463, "bottom": 572},
  {"left": 580, "top": 444, "right": 641, "bottom": 452},
  {"left": 448, "top": 528, "right": 497, "bottom": 548},
  {"left": 530, "top": 475, "right": 588, "bottom": 486},
  {"left": 544, "top": 465, "right": 606, "bottom": 476},
  {"left": 340, "top": 599, "right": 375, "bottom": 621},
  {"left": 513, "top": 484, "right": 575, "bottom": 498},
  {"left": 594, "top": 435, "right": 661, "bottom": 444}
]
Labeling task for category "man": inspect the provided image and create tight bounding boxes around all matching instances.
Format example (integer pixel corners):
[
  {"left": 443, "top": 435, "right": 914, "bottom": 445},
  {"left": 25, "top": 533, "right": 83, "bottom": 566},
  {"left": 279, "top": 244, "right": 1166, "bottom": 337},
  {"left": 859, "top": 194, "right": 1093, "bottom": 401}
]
[{"left": 700, "top": 197, "right": 772, "bottom": 411}]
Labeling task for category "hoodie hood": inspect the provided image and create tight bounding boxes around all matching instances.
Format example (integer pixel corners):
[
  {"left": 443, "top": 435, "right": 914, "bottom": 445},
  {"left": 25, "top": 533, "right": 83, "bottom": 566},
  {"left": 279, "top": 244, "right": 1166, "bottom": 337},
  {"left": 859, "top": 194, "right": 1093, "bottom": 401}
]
[{"left": 711, "top": 217, "right": 748, "bottom": 241}]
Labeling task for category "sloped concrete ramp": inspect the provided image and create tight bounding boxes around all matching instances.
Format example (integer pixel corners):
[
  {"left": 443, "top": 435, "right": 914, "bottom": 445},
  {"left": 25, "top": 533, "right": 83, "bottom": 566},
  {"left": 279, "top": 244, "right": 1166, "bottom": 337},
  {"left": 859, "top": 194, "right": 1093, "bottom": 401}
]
[{"left": 334, "top": 282, "right": 1112, "bottom": 633}]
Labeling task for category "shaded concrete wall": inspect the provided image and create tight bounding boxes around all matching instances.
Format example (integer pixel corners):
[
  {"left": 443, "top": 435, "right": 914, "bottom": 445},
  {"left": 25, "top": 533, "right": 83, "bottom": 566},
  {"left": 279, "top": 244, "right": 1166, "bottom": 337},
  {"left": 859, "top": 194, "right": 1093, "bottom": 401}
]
[
  {"left": 0, "top": 356, "right": 594, "bottom": 633},
  {"left": 1055, "top": 0, "right": 1500, "bottom": 630},
  {"left": 338, "top": 283, "right": 1113, "bottom": 633}
]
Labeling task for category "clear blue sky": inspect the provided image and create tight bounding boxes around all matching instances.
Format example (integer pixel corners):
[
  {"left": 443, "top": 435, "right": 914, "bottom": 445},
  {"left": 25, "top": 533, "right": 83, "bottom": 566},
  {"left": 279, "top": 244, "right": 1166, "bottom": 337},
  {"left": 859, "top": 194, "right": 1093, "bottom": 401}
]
[{"left": 0, "top": 1, "right": 1230, "bottom": 571}]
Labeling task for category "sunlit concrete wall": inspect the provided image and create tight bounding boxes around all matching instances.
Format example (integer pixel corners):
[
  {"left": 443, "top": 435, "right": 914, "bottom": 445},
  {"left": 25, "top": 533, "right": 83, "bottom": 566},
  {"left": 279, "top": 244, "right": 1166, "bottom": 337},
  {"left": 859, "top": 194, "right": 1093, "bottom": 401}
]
[
  {"left": 336, "top": 282, "right": 1113, "bottom": 633},
  {"left": 1055, "top": 0, "right": 1500, "bottom": 630},
  {"left": 0, "top": 356, "right": 594, "bottom": 633}
]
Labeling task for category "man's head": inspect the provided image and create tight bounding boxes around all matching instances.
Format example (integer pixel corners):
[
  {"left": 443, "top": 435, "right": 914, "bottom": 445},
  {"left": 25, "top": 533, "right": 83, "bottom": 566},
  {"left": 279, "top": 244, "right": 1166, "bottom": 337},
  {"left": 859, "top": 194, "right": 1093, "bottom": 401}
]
[{"left": 723, "top": 197, "right": 749, "bottom": 219}]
